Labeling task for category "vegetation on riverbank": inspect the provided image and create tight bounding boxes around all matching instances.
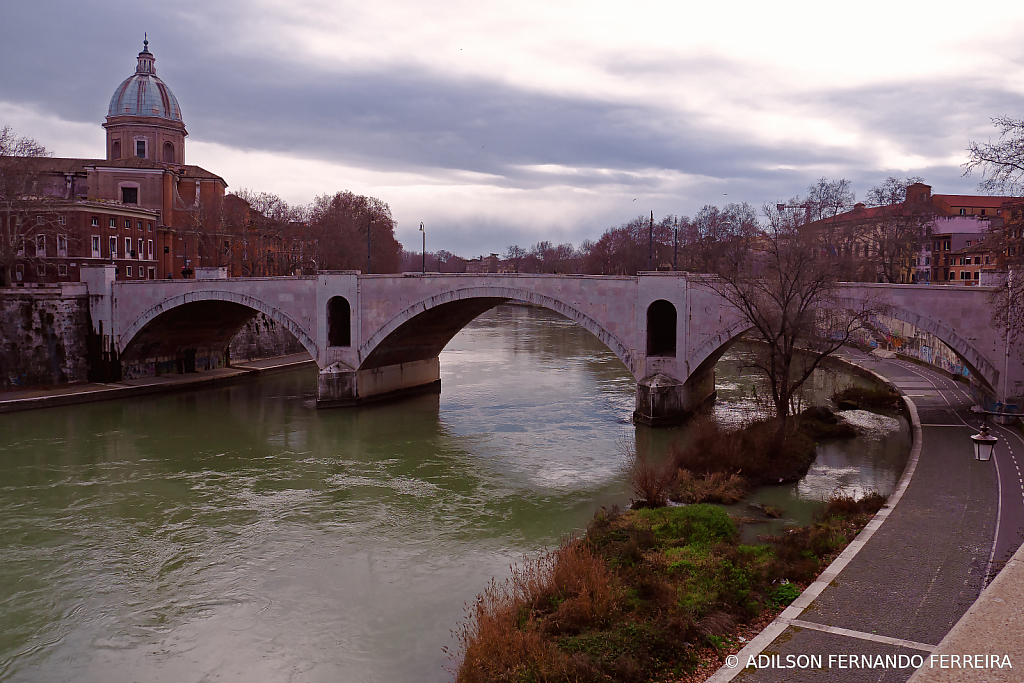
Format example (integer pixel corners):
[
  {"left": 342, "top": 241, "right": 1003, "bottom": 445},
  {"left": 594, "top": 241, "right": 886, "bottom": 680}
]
[
  {"left": 453, "top": 493, "right": 887, "bottom": 682},
  {"left": 831, "top": 386, "right": 902, "bottom": 411},
  {"left": 627, "top": 407, "right": 859, "bottom": 508}
]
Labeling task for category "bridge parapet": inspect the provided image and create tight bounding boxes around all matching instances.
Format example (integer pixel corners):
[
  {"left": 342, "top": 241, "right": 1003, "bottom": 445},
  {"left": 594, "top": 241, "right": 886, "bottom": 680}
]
[{"left": 76, "top": 270, "right": 1022, "bottom": 424}]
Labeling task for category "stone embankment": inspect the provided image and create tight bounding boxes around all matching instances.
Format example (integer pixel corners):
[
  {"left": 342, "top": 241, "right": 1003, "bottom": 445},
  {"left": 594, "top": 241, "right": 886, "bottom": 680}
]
[{"left": 1, "top": 286, "right": 305, "bottom": 392}]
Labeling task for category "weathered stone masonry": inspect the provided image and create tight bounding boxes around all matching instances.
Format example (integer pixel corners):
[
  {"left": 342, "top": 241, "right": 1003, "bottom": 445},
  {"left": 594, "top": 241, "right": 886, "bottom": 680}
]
[{"left": 0, "top": 285, "right": 91, "bottom": 391}]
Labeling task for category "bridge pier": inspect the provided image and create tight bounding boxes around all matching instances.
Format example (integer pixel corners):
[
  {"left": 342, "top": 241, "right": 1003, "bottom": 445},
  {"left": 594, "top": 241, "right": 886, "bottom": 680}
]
[
  {"left": 317, "top": 358, "right": 441, "bottom": 407},
  {"left": 632, "top": 366, "right": 716, "bottom": 427}
]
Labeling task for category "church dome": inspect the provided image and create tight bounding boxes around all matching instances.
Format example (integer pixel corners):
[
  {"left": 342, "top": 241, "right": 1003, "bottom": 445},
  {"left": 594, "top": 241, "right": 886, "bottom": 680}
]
[{"left": 107, "top": 39, "right": 182, "bottom": 121}]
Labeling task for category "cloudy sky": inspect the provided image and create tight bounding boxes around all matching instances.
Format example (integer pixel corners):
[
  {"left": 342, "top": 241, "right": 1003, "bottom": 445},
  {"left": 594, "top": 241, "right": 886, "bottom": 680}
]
[{"left": 2, "top": 1, "right": 1023, "bottom": 255}]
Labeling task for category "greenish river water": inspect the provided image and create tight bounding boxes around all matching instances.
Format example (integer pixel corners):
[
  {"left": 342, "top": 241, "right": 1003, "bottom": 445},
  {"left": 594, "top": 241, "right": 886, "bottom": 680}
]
[{"left": 0, "top": 305, "right": 909, "bottom": 682}]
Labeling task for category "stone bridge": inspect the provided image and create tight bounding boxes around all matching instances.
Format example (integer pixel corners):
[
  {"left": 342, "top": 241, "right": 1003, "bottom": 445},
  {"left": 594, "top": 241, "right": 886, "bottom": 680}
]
[{"left": 79, "top": 266, "right": 1022, "bottom": 425}]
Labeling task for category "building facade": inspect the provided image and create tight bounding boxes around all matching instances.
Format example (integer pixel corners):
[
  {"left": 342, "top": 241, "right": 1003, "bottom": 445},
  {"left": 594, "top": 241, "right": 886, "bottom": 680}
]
[{"left": 3, "top": 40, "right": 230, "bottom": 285}]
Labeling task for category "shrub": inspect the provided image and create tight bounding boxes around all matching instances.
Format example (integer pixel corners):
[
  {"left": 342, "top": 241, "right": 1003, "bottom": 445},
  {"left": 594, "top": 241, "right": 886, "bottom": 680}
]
[
  {"left": 667, "top": 417, "right": 818, "bottom": 486},
  {"left": 635, "top": 504, "right": 737, "bottom": 545},
  {"left": 669, "top": 470, "right": 748, "bottom": 505},
  {"left": 620, "top": 439, "right": 674, "bottom": 508},
  {"left": 832, "top": 386, "right": 902, "bottom": 410}
]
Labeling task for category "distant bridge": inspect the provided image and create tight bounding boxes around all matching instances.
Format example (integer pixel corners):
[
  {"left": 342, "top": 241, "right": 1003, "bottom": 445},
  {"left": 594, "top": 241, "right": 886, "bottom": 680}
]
[{"left": 80, "top": 266, "right": 1022, "bottom": 425}]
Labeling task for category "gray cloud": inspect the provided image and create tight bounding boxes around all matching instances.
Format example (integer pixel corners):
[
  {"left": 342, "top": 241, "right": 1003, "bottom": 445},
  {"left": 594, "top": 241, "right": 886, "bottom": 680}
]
[{"left": 1, "top": 1, "right": 1021, "bottom": 254}]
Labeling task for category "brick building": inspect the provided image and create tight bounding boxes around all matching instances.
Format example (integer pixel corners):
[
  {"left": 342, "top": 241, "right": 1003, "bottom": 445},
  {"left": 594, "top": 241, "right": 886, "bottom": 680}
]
[
  {"left": 3, "top": 39, "right": 232, "bottom": 285},
  {"left": 805, "top": 183, "right": 1016, "bottom": 284}
]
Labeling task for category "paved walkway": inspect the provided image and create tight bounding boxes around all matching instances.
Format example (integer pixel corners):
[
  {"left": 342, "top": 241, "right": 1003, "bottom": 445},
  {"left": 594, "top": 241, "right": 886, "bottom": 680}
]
[
  {"left": 0, "top": 353, "right": 314, "bottom": 414},
  {"left": 709, "top": 347, "right": 1024, "bottom": 683}
]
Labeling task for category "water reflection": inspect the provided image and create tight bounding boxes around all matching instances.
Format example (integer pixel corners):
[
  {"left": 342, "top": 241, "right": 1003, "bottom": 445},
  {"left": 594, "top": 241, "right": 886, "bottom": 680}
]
[{"left": 0, "top": 304, "right": 908, "bottom": 682}]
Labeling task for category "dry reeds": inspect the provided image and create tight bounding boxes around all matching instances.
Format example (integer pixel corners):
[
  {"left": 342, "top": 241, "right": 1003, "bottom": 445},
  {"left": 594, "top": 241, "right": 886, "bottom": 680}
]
[
  {"left": 670, "top": 470, "right": 748, "bottom": 505},
  {"left": 668, "top": 417, "right": 816, "bottom": 486},
  {"left": 454, "top": 541, "right": 617, "bottom": 682},
  {"left": 619, "top": 437, "right": 674, "bottom": 508}
]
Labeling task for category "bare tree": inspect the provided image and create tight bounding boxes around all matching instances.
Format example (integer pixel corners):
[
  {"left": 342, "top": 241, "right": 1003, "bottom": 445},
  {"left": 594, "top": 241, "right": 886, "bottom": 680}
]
[
  {"left": 861, "top": 176, "right": 932, "bottom": 283},
  {"left": 308, "top": 191, "right": 401, "bottom": 273},
  {"left": 962, "top": 118, "right": 1024, "bottom": 355},
  {"left": 503, "top": 244, "right": 526, "bottom": 273},
  {"left": 705, "top": 205, "right": 882, "bottom": 445},
  {"left": 804, "top": 178, "right": 858, "bottom": 276},
  {"left": 0, "top": 126, "right": 57, "bottom": 286},
  {"left": 964, "top": 117, "right": 1024, "bottom": 195}
]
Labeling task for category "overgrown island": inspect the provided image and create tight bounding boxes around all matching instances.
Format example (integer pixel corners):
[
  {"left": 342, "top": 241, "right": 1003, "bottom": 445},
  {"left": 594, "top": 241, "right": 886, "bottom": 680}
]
[{"left": 451, "top": 385, "right": 903, "bottom": 683}]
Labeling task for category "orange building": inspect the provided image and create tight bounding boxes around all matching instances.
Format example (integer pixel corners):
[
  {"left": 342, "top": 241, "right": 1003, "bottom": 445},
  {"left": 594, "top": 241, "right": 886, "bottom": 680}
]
[{"left": 5, "top": 39, "right": 230, "bottom": 284}]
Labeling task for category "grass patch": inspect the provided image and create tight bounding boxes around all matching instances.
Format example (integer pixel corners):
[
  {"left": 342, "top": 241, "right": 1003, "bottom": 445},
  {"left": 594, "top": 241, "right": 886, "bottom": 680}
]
[{"left": 453, "top": 492, "right": 886, "bottom": 682}]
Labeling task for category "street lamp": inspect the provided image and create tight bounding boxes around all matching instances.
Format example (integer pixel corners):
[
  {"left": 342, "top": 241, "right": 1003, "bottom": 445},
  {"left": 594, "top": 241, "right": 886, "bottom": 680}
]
[
  {"left": 164, "top": 241, "right": 192, "bottom": 278},
  {"left": 971, "top": 424, "right": 997, "bottom": 462},
  {"left": 420, "top": 222, "right": 425, "bottom": 274},
  {"left": 673, "top": 216, "right": 679, "bottom": 271}
]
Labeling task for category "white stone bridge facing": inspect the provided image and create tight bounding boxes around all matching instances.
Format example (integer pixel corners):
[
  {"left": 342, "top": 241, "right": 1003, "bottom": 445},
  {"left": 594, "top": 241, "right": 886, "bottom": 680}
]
[{"left": 79, "top": 266, "right": 1022, "bottom": 424}]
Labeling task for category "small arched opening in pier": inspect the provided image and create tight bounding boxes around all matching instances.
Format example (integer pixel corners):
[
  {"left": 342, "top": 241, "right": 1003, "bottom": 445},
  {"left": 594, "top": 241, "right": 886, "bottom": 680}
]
[
  {"left": 646, "top": 300, "right": 676, "bottom": 357},
  {"left": 327, "top": 296, "right": 351, "bottom": 347}
]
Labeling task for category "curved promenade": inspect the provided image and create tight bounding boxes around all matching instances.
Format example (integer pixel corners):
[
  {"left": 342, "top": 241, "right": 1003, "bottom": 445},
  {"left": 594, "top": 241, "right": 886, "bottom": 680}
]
[{"left": 709, "top": 346, "right": 1024, "bottom": 683}]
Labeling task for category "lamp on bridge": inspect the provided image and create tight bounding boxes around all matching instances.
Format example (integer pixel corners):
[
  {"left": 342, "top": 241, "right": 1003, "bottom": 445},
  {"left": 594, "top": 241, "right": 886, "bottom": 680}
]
[{"left": 970, "top": 424, "right": 997, "bottom": 462}]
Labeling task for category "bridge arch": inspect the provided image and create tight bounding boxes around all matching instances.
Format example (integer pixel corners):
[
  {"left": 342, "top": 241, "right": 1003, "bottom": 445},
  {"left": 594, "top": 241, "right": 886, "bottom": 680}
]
[
  {"left": 684, "top": 295, "right": 999, "bottom": 393},
  {"left": 118, "top": 289, "right": 319, "bottom": 362},
  {"left": 835, "top": 296, "right": 999, "bottom": 390},
  {"left": 358, "top": 286, "right": 636, "bottom": 375}
]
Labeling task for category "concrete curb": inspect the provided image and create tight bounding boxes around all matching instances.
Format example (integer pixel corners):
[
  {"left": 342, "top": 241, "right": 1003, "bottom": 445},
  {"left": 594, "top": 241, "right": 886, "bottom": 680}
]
[{"left": 705, "top": 356, "right": 925, "bottom": 682}]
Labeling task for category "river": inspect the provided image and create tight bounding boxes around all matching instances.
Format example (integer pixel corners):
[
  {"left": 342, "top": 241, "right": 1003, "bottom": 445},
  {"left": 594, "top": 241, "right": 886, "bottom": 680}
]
[{"left": 0, "top": 304, "right": 909, "bottom": 682}]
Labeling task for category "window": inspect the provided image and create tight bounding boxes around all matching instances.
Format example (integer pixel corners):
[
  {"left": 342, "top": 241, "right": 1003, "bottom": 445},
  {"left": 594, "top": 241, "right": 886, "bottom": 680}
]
[
  {"left": 58, "top": 214, "right": 66, "bottom": 226},
  {"left": 147, "top": 239, "right": 154, "bottom": 260},
  {"left": 125, "top": 237, "right": 132, "bottom": 257},
  {"left": 147, "top": 222, "right": 153, "bottom": 232},
  {"left": 110, "top": 218, "right": 116, "bottom": 229},
  {"left": 960, "top": 208, "right": 966, "bottom": 215},
  {"left": 111, "top": 140, "right": 121, "bottom": 160},
  {"left": 138, "top": 239, "right": 143, "bottom": 259},
  {"left": 925, "top": 256, "right": 930, "bottom": 265},
  {"left": 109, "top": 236, "right": 117, "bottom": 257},
  {"left": 162, "top": 141, "right": 174, "bottom": 163},
  {"left": 136, "top": 140, "right": 146, "bottom": 158},
  {"left": 121, "top": 187, "right": 138, "bottom": 204},
  {"left": 58, "top": 264, "right": 68, "bottom": 277},
  {"left": 36, "top": 235, "right": 45, "bottom": 256},
  {"left": 986, "top": 256, "right": 991, "bottom": 265},
  {"left": 975, "top": 272, "right": 980, "bottom": 280},
  {"left": 15, "top": 264, "right": 23, "bottom": 281},
  {"left": 975, "top": 256, "right": 981, "bottom": 265},
  {"left": 126, "top": 265, "right": 132, "bottom": 277},
  {"left": 91, "top": 235, "right": 100, "bottom": 258},
  {"left": 37, "top": 264, "right": 45, "bottom": 277},
  {"left": 137, "top": 221, "right": 143, "bottom": 231},
  {"left": 36, "top": 215, "right": 43, "bottom": 225},
  {"left": 92, "top": 217, "right": 99, "bottom": 227},
  {"left": 981, "top": 209, "right": 987, "bottom": 216},
  {"left": 57, "top": 234, "right": 68, "bottom": 257},
  {"left": 944, "top": 240, "right": 950, "bottom": 250},
  {"left": 933, "top": 241, "right": 939, "bottom": 251},
  {"left": 124, "top": 219, "right": 130, "bottom": 229},
  {"left": 966, "top": 240, "right": 972, "bottom": 247}
]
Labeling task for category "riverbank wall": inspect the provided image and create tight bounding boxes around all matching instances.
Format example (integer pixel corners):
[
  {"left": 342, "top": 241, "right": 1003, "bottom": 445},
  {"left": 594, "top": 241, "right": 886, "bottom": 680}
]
[
  {"left": 0, "top": 285, "right": 90, "bottom": 392},
  {"left": 0, "top": 286, "right": 308, "bottom": 391}
]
